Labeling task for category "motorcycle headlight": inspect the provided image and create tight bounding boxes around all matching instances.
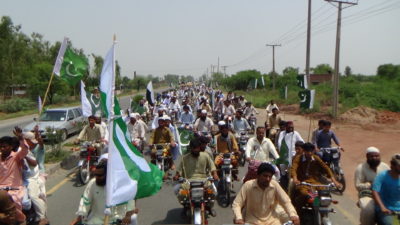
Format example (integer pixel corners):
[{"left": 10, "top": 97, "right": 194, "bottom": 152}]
[
  {"left": 320, "top": 196, "right": 332, "bottom": 207},
  {"left": 191, "top": 188, "right": 204, "bottom": 199},
  {"left": 223, "top": 158, "right": 231, "bottom": 165}
]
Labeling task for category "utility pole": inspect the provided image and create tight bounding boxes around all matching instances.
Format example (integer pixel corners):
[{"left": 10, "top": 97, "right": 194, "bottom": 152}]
[
  {"left": 326, "top": 0, "right": 357, "bottom": 118},
  {"left": 210, "top": 65, "right": 214, "bottom": 75},
  {"left": 305, "top": 0, "right": 312, "bottom": 86},
  {"left": 266, "top": 44, "right": 281, "bottom": 90},
  {"left": 221, "top": 66, "right": 227, "bottom": 77},
  {"left": 217, "top": 57, "right": 220, "bottom": 74}
]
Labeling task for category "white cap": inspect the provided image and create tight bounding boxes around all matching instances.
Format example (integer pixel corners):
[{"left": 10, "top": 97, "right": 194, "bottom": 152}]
[
  {"left": 130, "top": 113, "right": 139, "bottom": 118},
  {"left": 201, "top": 109, "right": 207, "bottom": 114},
  {"left": 366, "top": 146, "right": 380, "bottom": 154},
  {"left": 23, "top": 132, "right": 38, "bottom": 144},
  {"left": 218, "top": 121, "right": 226, "bottom": 126},
  {"left": 163, "top": 115, "right": 171, "bottom": 121}
]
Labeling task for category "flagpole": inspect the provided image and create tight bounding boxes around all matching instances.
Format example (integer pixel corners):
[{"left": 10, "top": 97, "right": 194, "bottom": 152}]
[
  {"left": 41, "top": 72, "right": 55, "bottom": 115},
  {"left": 104, "top": 34, "right": 117, "bottom": 225}
]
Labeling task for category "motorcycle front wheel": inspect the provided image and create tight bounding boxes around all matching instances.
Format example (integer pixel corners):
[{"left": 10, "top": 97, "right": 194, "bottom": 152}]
[
  {"left": 218, "top": 179, "right": 231, "bottom": 208},
  {"left": 77, "top": 160, "right": 90, "bottom": 185}
]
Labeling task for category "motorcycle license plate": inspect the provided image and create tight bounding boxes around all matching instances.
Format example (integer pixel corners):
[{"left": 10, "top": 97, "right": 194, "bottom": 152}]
[
  {"left": 221, "top": 165, "right": 230, "bottom": 169},
  {"left": 157, "top": 149, "right": 164, "bottom": 155},
  {"left": 333, "top": 153, "right": 339, "bottom": 158}
]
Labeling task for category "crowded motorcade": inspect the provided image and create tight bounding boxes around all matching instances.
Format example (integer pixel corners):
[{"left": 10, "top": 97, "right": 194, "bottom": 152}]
[{"left": 1, "top": 82, "right": 399, "bottom": 225}]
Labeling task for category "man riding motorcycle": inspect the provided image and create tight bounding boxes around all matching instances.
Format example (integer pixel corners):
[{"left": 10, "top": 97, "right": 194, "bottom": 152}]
[
  {"left": 179, "top": 105, "right": 195, "bottom": 128},
  {"left": 70, "top": 161, "right": 137, "bottom": 225},
  {"left": 193, "top": 110, "right": 214, "bottom": 133},
  {"left": 354, "top": 147, "right": 389, "bottom": 225},
  {"left": 173, "top": 138, "right": 219, "bottom": 217},
  {"left": 215, "top": 122, "right": 240, "bottom": 181},
  {"left": 148, "top": 116, "right": 177, "bottom": 175},
  {"left": 265, "top": 107, "right": 282, "bottom": 141},
  {"left": 245, "top": 127, "right": 279, "bottom": 163},
  {"left": 243, "top": 102, "right": 258, "bottom": 120},
  {"left": 232, "top": 163, "right": 300, "bottom": 225},
  {"left": 232, "top": 110, "right": 251, "bottom": 134},
  {"left": 290, "top": 143, "right": 342, "bottom": 211},
  {"left": 75, "top": 115, "right": 106, "bottom": 155},
  {"left": 372, "top": 154, "right": 400, "bottom": 225},
  {"left": 127, "top": 113, "right": 146, "bottom": 152},
  {"left": 222, "top": 100, "right": 236, "bottom": 120}
]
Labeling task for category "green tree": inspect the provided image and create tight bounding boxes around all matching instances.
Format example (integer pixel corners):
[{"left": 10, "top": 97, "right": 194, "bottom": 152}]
[
  {"left": 225, "top": 70, "right": 261, "bottom": 90},
  {"left": 282, "top": 67, "right": 299, "bottom": 77},
  {"left": 311, "top": 64, "right": 333, "bottom": 74},
  {"left": 377, "top": 64, "right": 400, "bottom": 80},
  {"left": 344, "top": 66, "right": 352, "bottom": 77}
]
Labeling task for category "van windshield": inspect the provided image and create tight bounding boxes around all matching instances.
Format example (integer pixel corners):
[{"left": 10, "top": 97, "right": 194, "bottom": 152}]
[{"left": 39, "top": 111, "right": 67, "bottom": 121}]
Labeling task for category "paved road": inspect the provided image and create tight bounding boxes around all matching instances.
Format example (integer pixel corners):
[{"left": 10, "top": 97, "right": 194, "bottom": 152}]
[{"left": 44, "top": 108, "right": 361, "bottom": 225}]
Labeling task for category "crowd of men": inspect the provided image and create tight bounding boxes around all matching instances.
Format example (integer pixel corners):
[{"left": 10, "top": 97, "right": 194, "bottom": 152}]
[{"left": 1, "top": 83, "right": 399, "bottom": 225}]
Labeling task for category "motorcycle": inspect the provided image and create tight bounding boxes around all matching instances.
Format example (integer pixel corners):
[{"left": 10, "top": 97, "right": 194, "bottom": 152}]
[
  {"left": 178, "top": 177, "right": 216, "bottom": 225},
  {"left": 248, "top": 114, "right": 257, "bottom": 134},
  {"left": 77, "top": 141, "right": 99, "bottom": 185},
  {"left": 320, "top": 147, "right": 346, "bottom": 193},
  {"left": 0, "top": 187, "right": 42, "bottom": 225},
  {"left": 152, "top": 143, "right": 172, "bottom": 173},
  {"left": 236, "top": 130, "right": 249, "bottom": 167},
  {"left": 297, "top": 182, "right": 338, "bottom": 225},
  {"left": 216, "top": 152, "right": 237, "bottom": 208}
]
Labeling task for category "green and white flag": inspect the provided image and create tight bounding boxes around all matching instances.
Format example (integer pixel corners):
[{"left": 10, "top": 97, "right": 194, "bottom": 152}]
[
  {"left": 248, "top": 78, "right": 258, "bottom": 89},
  {"left": 298, "top": 89, "right": 315, "bottom": 109},
  {"left": 100, "top": 43, "right": 163, "bottom": 206},
  {"left": 80, "top": 81, "right": 101, "bottom": 117},
  {"left": 296, "top": 74, "right": 308, "bottom": 89},
  {"left": 100, "top": 44, "right": 115, "bottom": 119},
  {"left": 107, "top": 100, "right": 163, "bottom": 206},
  {"left": 53, "top": 37, "right": 88, "bottom": 86}
]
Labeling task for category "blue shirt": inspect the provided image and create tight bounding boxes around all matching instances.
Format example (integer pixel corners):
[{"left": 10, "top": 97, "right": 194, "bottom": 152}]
[
  {"left": 180, "top": 112, "right": 194, "bottom": 124},
  {"left": 316, "top": 130, "right": 340, "bottom": 148},
  {"left": 32, "top": 144, "right": 45, "bottom": 173},
  {"left": 372, "top": 170, "right": 400, "bottom": 211}
]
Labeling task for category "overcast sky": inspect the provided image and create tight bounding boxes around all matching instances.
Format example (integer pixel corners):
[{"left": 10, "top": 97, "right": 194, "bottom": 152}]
[{"left": 1, "top": 0, "right": 399, "bottom": 78}]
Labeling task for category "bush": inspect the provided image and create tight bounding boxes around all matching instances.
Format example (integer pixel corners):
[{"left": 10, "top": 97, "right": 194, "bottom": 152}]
[
  {"left": 0, "top": 98, "right": 35, "bottom": 113},
  {"left": 132, "top": 95, "right": 144, "bottom": 104}
]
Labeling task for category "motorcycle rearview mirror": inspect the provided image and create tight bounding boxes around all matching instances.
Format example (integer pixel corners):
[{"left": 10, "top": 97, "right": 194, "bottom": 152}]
[{"left": 33, "top": 117, "right": 37, "bottom": 121}]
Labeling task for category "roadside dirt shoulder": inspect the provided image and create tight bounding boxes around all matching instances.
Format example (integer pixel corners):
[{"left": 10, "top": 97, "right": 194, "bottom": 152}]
[{"left": 257, "top": 108, "right": 400, "bottom": 202}]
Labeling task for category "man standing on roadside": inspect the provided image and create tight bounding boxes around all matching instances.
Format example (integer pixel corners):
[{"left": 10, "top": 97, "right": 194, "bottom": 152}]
[{"left": 354, "top": 147, "right": 389, "bottom": 225}]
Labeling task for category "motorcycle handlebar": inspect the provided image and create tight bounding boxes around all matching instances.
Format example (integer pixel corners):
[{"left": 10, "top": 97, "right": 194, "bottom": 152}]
[
  {"left": 298, "top": 182, "right": 335, "bottom": 188},
  {"left": 0, "top": 186, "right": 19, "bottom": 191}
]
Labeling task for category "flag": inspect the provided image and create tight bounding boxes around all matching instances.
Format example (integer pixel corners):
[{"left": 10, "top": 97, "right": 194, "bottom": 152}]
[
  {"left": 38, "top": 96, "right": 42, "bottom": 114},
  {"left": 298, "top": 89, "right": 315, "bottom": 109},
  {"left": 276, "top": 138, "right": 289, "bottom": 166},
  {"left": 261, "top": 76, "right": 265, "bottom": 87},
  {"left": 248, "top": 79, "right": 258, "bottom": 89},
  {"left": 106, "top": 100, "right": 163, "bottom": 206},
  {"left": 80, "top": 81, "right": 101, "bottom": 117},
  {"left": 130, "top": 99, "right": 145, "bottom": 115},
  {"left": 53, "top": 37, "right": 88, "bottom": 86},
  {"left": 296, "top": 74, "right": 308, "bottom": 89},
  {"left": 100, "top": 44, "right": 115, "bottom": 119},
  {"left": 101, "top": 42, "right": 163, "bottom": 206},
  {"left": 146, "top": 81, "right": 155, "bottom": 105}
]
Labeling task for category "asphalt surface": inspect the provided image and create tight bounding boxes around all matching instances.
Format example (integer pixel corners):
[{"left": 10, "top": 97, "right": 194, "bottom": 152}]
[{"left": 43, "top": 104, "right": 361, "bottom": 225}]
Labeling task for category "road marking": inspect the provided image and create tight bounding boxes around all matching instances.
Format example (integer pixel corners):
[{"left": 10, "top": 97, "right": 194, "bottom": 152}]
[
  {"left": 334, "top": 204, "right": 358, "bottom": 225},
  {"left": 46, "top": 172, "right": 76, "bottom": 196}
]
